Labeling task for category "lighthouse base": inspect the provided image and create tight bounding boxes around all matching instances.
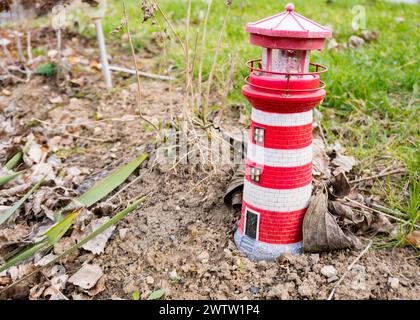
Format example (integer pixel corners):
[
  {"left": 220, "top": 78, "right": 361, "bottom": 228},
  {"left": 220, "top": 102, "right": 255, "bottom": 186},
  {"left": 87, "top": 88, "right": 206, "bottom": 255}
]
[{"left": 234, "top": 229, "right": 302, "bottom": 261}]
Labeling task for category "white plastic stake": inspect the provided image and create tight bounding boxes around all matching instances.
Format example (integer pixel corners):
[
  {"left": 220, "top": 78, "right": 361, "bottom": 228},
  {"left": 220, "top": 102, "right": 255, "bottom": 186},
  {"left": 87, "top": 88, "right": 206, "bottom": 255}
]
[{"left": 94, "top": 18, "right": 112, "bottom": 88}]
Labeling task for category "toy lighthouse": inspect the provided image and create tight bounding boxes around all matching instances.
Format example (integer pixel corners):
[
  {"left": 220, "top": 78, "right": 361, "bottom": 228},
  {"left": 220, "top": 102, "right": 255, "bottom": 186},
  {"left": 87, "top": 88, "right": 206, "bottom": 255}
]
[{"left": 234, "top": 3, "right": 332, "bottom": 260}]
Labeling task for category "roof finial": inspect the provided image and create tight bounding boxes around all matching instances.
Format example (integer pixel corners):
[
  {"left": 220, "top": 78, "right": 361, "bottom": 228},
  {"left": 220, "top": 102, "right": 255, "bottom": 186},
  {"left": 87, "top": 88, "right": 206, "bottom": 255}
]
[{"left": 285, "top": 3, "right": 295, "bottom": 12}]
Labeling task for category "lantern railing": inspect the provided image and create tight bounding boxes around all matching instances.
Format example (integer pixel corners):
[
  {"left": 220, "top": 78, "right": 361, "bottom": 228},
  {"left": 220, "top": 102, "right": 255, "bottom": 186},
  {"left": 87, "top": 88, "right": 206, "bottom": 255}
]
[
  {"left": 244, "top": 59, "right": 328, "bottom": 94},
  {"left": 246, "top": 59, "right": 328, "bottom": 76}
]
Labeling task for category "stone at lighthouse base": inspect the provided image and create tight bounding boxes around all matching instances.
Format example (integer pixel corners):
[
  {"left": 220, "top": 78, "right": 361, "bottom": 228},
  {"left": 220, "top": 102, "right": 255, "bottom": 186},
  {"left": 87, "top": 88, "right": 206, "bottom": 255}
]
[{"left": 234, "top": 229, "right": 302, "bottom": 261}]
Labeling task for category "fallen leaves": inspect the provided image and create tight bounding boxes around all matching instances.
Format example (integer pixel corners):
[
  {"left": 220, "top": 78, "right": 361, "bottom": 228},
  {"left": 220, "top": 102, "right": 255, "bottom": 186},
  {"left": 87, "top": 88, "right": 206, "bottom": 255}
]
[
  {"left": 68, "top": 264, "right": 103, "bottom": 290},
  {"left": 328, "top": 30, "right": 380, "bottom": 51},
  {"left": 405, "top": 230, "right": 420, "bottom": 248},
  {"left": 332, "top": 153, "right": 356, "bottom": 175},
  {"left": 303, "top": 191, "right": 361, "bottom": 253},
  {"left": 329, "top": 172, "right": 351, "bottom": 198},
  {"left": 312, "top": 138, "right": 331, "bottom": 178},
  {"left": 147, "top": 289, "right": 165, "bottom": 300},
  {"left": 81, "top": 217, "right": 116, "bottom": 254}
]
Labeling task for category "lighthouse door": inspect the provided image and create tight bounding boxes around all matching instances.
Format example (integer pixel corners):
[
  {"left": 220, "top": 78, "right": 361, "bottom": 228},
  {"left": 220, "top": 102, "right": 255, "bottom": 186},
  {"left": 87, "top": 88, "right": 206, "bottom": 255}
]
[{"left": 245, "top": 210, "right": 259, "bottom": 240}]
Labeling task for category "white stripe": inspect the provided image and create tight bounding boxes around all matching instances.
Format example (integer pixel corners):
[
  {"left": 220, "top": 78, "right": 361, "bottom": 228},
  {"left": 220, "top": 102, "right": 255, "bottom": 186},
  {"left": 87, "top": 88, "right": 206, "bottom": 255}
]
[
  {"left": 247, "top": 142, "right": 312, "bottom": 167},
  {"left": 243, "top": 180, "right": 311, "bottom": 212},
  {"left": 251, "top": 108, "right": 312, "bottom": 127}
]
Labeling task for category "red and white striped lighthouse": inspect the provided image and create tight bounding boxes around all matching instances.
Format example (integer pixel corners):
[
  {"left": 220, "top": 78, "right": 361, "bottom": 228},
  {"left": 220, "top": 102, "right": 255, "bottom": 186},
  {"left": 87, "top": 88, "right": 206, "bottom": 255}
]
[{"left": 235, "top": 3, "right": 332, "bottom": 260}]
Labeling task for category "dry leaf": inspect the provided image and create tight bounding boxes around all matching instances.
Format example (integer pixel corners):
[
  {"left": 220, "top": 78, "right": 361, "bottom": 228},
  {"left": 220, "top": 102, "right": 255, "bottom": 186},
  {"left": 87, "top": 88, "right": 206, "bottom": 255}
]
[
  {"left": 368, "top": 212, "right": 394, "bottom": 235},
  {"left": 312, "top": 138, "right": 331, "bottom": 178},
  {"left": 85, "top": 275, "right": 106, "bottom": 296},
  {"left": 406, "top": 230, "right": 420, "bottom": 248},
  {"left": 360, "top": 30, "right": 380, "bottom": 42},
  {"left": 303, "top": 191, "right": 361, "bottom": 252},
  {"left": 68, "top": 264, "right": 103, "bottom": 290},
  {"left": 43, "top": 286, "right": 69, "bottom": 300},
  {"left": 223, "top": 164, "right": 245, "bottom": 211},
  {"left": 329, "top": 173, "right": 351, "bottom": 198},
  {"left": 81, "top": 217, "right": 115, "bottom": 254},
  {"left": 328, "top": 201, "right": 364, "bottom": 224},
  {"left": 332, "top": 153, "right": 356, "bottom": 175}
]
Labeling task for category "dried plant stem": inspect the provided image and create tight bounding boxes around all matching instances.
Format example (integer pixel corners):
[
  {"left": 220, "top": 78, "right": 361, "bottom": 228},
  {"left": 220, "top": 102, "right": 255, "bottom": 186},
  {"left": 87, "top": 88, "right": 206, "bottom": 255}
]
[
  {"left": 185, "top": 0, "right": 192, "bottom": 95},
  {"left": 367, "top": 202, "right": 407, "bottom": 217},
  {"left": 122, "top": 1, "right": 158, "bottom": 131},
  {"left": 197, "top": 0, "right": 212, "bottom": 109},
  {"left": 188, "top": 27, "right": 199, "bottom": 103},
  {"left": 327, "top": 240, "right": 373, "bottom": 300},
  {"left": 203, "top": 5, "right": 231, "bottom": 122},
  {"left": 219, "top": 51, "right": 237, "bottom": 120},
  {"left": 31, "top": 115, "right": 141, "bottom": 127},
  {"left": 349, "top": 168, "right": 406, "bottom": 184},
  {"left": 14, "top": 31, "right": 25, "bottom": 62},
  {"left": 152, "top": 0, "right": 186, "bottom": 56},
  {"left": 344, "top": 197, "right": 419, "bottom": 229},
  {"left": 26, "top": 30, "right": 33, "bottom": 63}
]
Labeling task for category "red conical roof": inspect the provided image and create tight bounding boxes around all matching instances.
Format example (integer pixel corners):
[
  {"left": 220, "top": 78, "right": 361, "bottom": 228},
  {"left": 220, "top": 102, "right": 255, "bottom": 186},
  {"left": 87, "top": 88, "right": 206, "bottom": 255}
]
[{"left": 246, "top": 3, "right": 332, "bottom": 39}]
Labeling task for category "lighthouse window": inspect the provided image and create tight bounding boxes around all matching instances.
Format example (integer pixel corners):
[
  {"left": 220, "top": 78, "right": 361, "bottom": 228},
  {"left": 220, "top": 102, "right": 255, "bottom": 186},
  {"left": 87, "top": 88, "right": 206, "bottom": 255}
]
[
  {"left": 245, "top": 210, "right": 258, "bottom": 240},
  {"left": 250, "top": 166, "right": 261, "bottom": 182},
  {"left": 253, "top": 127, "right": 265, "bottom": 144}
]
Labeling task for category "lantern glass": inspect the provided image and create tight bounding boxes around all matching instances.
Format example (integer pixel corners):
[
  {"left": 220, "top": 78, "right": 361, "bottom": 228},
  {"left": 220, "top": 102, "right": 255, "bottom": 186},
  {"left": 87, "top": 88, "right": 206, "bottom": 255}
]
[{"left": 262, "top": 48, "right": 310, "bottom": 76}]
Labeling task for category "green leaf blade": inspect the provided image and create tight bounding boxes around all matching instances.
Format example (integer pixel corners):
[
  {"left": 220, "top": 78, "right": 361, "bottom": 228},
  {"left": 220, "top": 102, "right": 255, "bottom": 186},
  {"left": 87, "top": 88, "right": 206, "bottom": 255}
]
[
  {"left": 0, "top": 177, "right": 44, "bottom": 226},
  {"left": 0, "top": 171, "right": 22, "bottom": 187},
  {"left": 0, "top": 196, "right": 146, "bottom": 283},
  {"left": 147, "top": 289, "right": 165, "bottom": 300},
  {"left": 0, "top": 241, "right": 48, "bottom": 274},
  {"left": 68, "top": 153, "right": 147, "bottom": 209},
  {"left": 4, "top": 152, "right": 22, "bottom": 170}
]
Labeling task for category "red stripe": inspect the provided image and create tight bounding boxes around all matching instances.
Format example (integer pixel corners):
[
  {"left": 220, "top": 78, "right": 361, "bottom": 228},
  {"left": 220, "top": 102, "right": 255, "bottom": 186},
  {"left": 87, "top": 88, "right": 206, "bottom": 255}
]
[
  {"left": 242, "top": 85, "right": 325, "bottom": 114},
  {"left": 250, "top": 121, "right": 312, "bottom": 149},
  {"left": 239, "top": 201, "right": 306, "bottom": 244},
  {"left": 245, "top": 160, "right": 312, "bottom": 189}
]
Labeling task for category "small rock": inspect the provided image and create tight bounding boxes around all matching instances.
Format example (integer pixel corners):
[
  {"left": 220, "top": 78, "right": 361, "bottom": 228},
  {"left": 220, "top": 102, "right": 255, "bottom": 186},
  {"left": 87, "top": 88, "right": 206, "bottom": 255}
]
[
  {"left": 320, "top": 265, "right": 337, "bottom": 278},
  {"left": 249, "top": 287, "right": 260, "bottom": 294},
  {"left": 350, "top": 264, "right": 366, "bottom": 290},
  {"left": 400, "top": 279, "right": 409, "bottom": 287},
  {"left": 267, "top": 283, "right": 289, "bottom": 300},
  {"left": 169, "top": 270, "right": 178, "bottom": 281},
  {"left": 47, "top": 49, "right": 58, "bottom": 58},
  {"left": 67, "top": 166, "right": 81, "bottom": 177},
  {"left": 327, "top": 276, "right": 339, "bottom": 283},
  {"left": 286, "top": 272, "right": 299, "bottom": 282},
  {"left": 310, "top": 253, "right": 320, "bottom": 265},
  {"left": 298, "top": 283, "right": 312, "bottom": 298},
  {"left": 2, "top": 89, "right": 11, "bottom": 96},
  {"left": 388, "top": 277, "right": 399, "bottom": 290},
  {"left": 347, "top": 35, "right": 365, "bottom": 49},
  {"left": 197, "top": 251, "right": 210, "bottom": 263},
  {"left": 119, "top": 228, "right": 128, "bottom": 240},
  {"left": 123, "top": 281, "right": 138, "bottom": 294},
  {"left": 145, "top": 276, "right": 154, "bottom": 285}
]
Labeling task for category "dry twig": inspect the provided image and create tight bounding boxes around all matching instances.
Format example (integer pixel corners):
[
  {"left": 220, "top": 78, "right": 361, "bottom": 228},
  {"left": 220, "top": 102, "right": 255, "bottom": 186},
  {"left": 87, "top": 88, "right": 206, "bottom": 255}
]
[
  {"left": 327, "top": 240, "right": 373, "bottom": 300},
  {"left": 349, "top": 168, "right": 406, "bottom": 184},
  {"left": 122, "top": 0, "right": 159, "bottom": 131}
]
